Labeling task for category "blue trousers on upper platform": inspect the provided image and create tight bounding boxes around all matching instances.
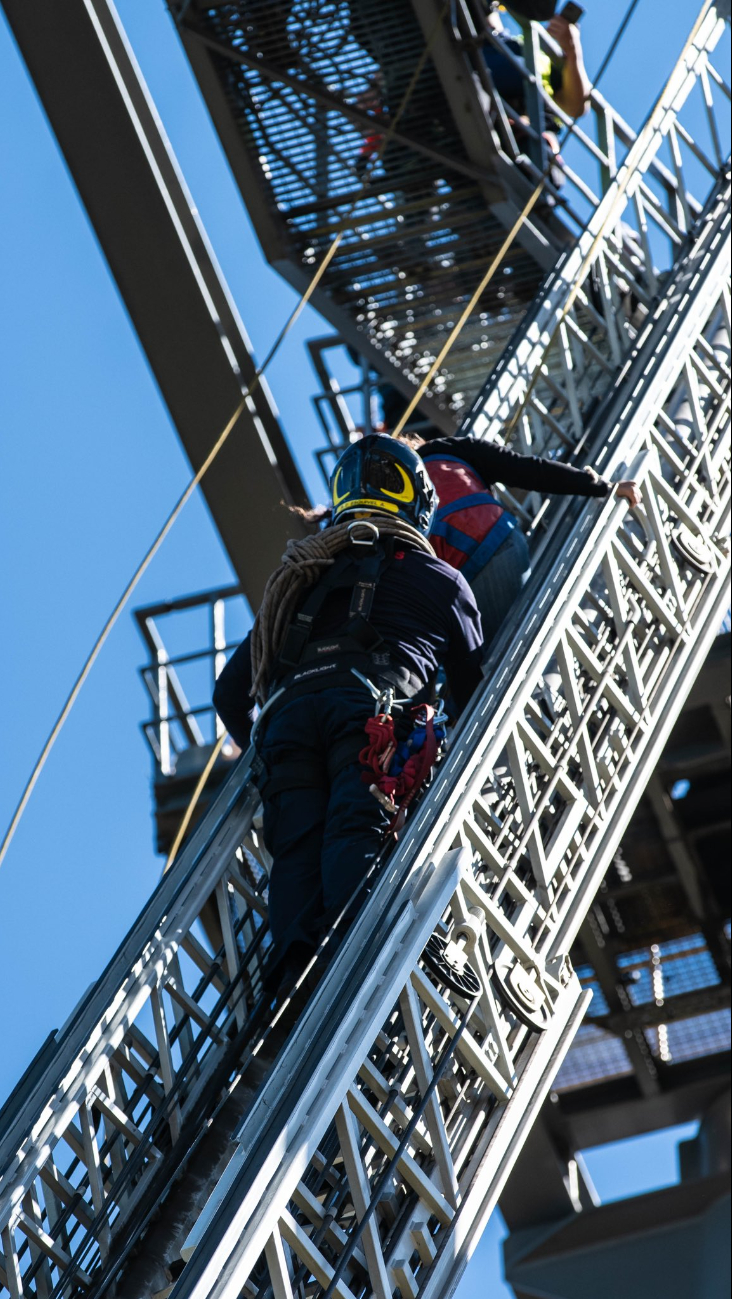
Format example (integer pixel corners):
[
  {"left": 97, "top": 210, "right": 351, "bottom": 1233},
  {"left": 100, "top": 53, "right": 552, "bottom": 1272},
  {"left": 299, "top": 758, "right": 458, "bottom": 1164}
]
[{"left": 257, "top": 685, "right": 391, "bottom": 973}]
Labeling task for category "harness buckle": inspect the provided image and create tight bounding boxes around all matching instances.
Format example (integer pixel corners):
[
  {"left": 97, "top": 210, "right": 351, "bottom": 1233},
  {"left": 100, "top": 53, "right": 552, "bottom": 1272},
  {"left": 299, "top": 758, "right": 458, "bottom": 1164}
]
[{"left": 348, "top": 519, "right": 380, "bottom": 546}]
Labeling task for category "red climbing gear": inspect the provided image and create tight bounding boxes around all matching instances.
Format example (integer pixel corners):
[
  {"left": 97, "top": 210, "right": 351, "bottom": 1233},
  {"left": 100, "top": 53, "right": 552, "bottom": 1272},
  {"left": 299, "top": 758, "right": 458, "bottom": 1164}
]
[{"left": 359, "top": 703, "right": 442, "bottom": 835}]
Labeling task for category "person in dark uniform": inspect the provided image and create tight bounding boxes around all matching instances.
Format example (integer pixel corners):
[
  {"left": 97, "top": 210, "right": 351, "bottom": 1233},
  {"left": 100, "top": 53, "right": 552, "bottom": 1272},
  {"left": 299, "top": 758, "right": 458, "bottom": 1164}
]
[
  {"left": 213, "top": 435, "right": 483, "bottom": 991},
  {"left": 397, "top": 429, "right": 641, "bottom": 647}
]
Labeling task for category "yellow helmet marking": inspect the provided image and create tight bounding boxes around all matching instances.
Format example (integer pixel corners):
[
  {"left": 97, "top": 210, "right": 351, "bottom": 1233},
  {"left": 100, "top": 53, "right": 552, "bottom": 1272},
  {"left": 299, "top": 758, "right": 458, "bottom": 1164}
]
[
  {"left": 380, "top": 463, "right": 415, "bottom": 504},
  {"left": 332, "top": 466, "right": 349, "bottom": 506},
  {"left": 334, "top": 497, "right": 399, "bottom": 514}
]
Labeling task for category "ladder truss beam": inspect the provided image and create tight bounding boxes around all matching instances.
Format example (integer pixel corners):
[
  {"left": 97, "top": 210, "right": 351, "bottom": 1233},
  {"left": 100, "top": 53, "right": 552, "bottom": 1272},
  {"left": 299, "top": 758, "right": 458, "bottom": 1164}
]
[{"left": 1, "top": 183, "right": 726, "bottom": 1296}]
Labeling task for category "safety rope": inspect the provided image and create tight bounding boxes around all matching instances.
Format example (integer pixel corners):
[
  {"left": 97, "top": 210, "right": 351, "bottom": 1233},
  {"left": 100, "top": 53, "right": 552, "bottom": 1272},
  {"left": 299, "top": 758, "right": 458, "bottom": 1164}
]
[
  {"left": 250, "top": 517, "right": 434, "bottom": 704},
  {"left": 592, "top": 0, "right": 642, "bottom": 91},
  {"left": 0, "top": 3, "right": 450, "bottom": 873},
  {"left": 165, "top": 731, "right": 228, "bottom": 871},
  {"left": 393, "top": 0, "right": 714, "bottom": 442}
]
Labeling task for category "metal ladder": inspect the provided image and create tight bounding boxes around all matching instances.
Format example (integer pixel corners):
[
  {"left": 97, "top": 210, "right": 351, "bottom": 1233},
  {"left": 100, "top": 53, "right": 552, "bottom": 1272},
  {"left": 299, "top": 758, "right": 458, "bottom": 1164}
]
[
  {"left": 175, "top": 0, "right": 729, "bottom": 433},
  {"left": 1, "top": 13, "right": 730, "bottom": 1299}
]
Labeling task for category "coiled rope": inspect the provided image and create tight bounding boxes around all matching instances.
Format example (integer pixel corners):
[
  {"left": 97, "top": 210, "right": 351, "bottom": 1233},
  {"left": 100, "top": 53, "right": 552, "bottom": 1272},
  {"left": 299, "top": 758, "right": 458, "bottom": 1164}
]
[{"left": 250, "top": 518, "right": 434, "bottom": 705}]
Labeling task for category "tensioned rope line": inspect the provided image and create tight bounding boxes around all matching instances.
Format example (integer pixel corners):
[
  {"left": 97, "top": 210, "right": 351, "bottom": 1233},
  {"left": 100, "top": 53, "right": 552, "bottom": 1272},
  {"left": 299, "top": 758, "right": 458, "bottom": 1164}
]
[
  {"left": 592, "top": 0, "right": 642, "bottom": 91},
  {"left": 165, "top": 730, "right": 228, "bottom": 871},
  {"left": 393, "top": 0, "right": 714, "bottom": 441},
  {"left": 0, "top": 2, "right": 450, "bottom": 873},
  {"left": 497, "top": 0, "right": 716, "bottom": 446},
  {"left": 165, "top": 0, "right": 695, "bottom": 868}
]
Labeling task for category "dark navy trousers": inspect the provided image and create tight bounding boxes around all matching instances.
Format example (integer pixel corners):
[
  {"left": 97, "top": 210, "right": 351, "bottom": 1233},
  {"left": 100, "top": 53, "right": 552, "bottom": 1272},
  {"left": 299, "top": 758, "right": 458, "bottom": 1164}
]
[{"left": 257, "top": 685, "right": 391, "bottom": 971}]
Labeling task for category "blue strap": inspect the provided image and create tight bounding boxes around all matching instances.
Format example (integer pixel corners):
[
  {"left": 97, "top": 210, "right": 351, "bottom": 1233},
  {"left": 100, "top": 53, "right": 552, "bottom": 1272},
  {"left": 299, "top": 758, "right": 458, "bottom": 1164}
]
[
  {"left": 434, "top": 490, "right": 503, "bottom": 519},
  {"left": 461, "top": 513, "right": 517, "bottom": 582},
  {"left": 431, "top": 512, "right": 517, "bottom": 583}
]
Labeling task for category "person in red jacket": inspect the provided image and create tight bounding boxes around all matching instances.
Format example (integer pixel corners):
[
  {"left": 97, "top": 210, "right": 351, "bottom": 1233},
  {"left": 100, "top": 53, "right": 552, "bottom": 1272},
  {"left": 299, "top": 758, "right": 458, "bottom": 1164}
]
[{"left": 397, "top": 430, "right": 641, "bottom": 645}]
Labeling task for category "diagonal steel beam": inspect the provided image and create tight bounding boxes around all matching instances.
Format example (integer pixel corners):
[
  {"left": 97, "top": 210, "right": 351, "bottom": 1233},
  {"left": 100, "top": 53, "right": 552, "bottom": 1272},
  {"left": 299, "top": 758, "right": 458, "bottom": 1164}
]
[{"left": 1, "top": 0, "right": 310, "bottom": 607}]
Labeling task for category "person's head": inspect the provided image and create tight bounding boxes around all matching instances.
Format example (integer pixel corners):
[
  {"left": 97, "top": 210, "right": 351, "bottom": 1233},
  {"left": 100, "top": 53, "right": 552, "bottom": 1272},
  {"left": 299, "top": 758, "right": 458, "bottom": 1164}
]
[
  {"left": 392, "top": 427, "right": 428, "bottom": 452},
  {"left": 330, "top": 434, "right": 436, "bottom": 534}
]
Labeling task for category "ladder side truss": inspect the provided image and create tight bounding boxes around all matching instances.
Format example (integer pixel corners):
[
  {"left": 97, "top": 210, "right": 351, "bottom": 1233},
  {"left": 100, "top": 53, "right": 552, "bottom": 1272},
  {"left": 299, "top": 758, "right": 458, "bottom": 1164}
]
[
  {"left": 0, "top": 185, "right": 727, "bottom": 1297},
  {"left": 170, "top": 223, "right": 732, "bottom": 1299},
  {"left": 461, "top": 5, "right": 729, "bottom": 489}
]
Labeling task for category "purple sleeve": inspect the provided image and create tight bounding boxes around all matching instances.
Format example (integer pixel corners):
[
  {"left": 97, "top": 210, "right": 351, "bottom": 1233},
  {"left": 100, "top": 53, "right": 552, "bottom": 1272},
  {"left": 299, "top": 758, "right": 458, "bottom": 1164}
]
[
  {"left": 212, "top": 631, "right": 256, "bottom": 748},
  {"left": 445, "top": 573, "right": 485, "bottom": 713}
]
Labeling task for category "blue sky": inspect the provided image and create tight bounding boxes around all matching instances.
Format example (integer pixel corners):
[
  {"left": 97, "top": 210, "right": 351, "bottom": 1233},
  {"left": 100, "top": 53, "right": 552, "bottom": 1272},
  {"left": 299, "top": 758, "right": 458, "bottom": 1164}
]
[{"left": 0, "top": 2, "right": 720, "bottom": 1293}]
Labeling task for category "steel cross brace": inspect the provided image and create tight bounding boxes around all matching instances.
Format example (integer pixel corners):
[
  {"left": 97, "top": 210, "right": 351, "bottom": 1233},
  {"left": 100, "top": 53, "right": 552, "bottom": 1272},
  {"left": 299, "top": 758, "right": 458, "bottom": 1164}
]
[{"left": 160, "top": 270, "right": 729, "bottom": 1297}]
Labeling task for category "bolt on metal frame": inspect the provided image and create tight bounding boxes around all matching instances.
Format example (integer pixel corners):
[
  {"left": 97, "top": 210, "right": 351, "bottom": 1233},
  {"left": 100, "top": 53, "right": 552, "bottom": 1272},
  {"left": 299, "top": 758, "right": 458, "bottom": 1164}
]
[{"left": 0, "top": 161, "right": 728, "bottom": 1299}]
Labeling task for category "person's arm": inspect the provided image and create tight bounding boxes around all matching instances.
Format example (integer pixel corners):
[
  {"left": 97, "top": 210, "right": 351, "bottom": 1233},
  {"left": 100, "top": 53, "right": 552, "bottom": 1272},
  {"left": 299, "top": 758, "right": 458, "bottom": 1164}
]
[
  {"left": 546, "top": 15, "right": 591, "bottom": 118},
  {"left": 424, "top": 435, "right": 642, "bottom": 507},
  {"left": 424, "top": 434, "right": 611, "bottom": 497},
  {"left": 444, "top": 575, "right": 485, "bottom": 714},
  {"left": 212, "top": 632, "right": 256, "bottom": 750}
]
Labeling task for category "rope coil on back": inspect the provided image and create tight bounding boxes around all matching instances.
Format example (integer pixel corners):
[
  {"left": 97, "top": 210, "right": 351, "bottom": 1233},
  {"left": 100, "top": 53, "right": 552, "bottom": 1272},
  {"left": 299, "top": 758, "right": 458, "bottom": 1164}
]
[{"left": 250, "top": 518, "right": 434, "bottom": 704}]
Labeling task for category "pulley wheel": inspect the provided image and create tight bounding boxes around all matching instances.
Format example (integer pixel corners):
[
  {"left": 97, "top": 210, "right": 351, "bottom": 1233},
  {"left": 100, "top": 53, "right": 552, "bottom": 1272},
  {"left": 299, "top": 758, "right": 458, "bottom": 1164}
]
[
  {"left": 671, "top": 525, "right": 714, "bottom": 574},
  {"left": 422, "top": 933, "right": 481, "bottom": 999},
  {"left": 492, "top": 962, "right": 550, "bottom": 1033}
]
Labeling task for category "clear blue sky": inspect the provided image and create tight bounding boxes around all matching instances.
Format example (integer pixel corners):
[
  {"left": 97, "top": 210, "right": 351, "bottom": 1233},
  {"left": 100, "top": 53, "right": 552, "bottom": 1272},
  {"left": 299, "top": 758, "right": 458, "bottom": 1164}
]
[{"left": 0, "top": 2, "right": 719, "bottom": 1294}]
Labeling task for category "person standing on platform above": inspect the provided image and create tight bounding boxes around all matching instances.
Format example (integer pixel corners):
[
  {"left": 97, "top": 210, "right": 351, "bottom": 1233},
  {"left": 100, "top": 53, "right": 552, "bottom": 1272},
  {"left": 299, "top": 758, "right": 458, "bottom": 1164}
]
[
  {"left": 213, "top": 435, "right": 484, "bottom": 995},
  {"left": 481, "top": 0, "right": 592, "bottom": 188},
  {"left": 396, "top": 429, "right": 641, "bottom": 647}
]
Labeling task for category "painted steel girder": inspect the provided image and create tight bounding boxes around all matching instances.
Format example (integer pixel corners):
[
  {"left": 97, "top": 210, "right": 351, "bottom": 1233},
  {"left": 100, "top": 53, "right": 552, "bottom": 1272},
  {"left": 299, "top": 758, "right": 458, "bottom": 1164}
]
[{"left": 1, "top": 0, "right": 311, "bottom": 607}]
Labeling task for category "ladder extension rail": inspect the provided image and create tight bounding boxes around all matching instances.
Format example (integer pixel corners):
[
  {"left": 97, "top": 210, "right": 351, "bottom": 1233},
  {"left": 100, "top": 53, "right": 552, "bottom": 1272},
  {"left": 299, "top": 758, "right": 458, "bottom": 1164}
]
[
  {"left": 0, "top": 180, "right": 726, "bottom": 1295},
  {"left": 309, "top": 3, "right": 730, "bottom": 531},
  {"left": 166, "top": 222, "right": 732, "bottom": 1299},
  {"left": 460, "top": 4, "right": 729, "bottom": 489}
]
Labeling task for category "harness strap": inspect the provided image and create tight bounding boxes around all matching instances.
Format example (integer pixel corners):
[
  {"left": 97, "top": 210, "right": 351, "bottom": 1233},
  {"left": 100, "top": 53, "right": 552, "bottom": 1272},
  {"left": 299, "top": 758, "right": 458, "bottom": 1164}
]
[{"left": 276, "top": 539, "right": 393, "bottom": 670}]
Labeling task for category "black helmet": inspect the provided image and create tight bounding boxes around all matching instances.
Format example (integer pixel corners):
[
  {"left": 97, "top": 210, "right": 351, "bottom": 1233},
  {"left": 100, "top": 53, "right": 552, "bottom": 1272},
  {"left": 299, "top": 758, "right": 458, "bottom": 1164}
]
[{"left": 330, "top": 434, "right": 437, "bottom": 535}]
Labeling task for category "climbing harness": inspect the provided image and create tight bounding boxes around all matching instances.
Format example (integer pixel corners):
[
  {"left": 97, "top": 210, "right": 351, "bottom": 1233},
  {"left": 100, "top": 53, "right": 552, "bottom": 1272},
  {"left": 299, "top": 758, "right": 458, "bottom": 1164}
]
[
  {"left": 257, "top": 522, "right": 430, "bottom": 707},
  {"left": 358, "top": 687, "right": 448, "bottom": 836},
  {"left": 250, "top": 515, "right": 433, "bottom": 704}
]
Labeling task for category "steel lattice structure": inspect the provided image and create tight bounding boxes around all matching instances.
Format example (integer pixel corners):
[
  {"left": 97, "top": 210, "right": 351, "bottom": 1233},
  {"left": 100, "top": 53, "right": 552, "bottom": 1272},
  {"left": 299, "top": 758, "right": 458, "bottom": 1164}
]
[
  {"left": 177, "top": 0, "right": 729, "bottom": 428},
  {"left": 0, "top": 4, "right": 729, "bottom": 1299}
]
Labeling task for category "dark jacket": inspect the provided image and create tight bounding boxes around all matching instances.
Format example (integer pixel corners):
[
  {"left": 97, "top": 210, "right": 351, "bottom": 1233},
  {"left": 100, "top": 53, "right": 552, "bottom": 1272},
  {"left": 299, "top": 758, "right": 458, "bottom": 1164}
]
[
  {"left": 213, "top": 545, "right": 484, "bottom": 749},
  {"left": 421, "top": 435, "right": 611, "bottom": 500},
  {"left": 420, "top": 435, "right": 609, "bottom": 579}
]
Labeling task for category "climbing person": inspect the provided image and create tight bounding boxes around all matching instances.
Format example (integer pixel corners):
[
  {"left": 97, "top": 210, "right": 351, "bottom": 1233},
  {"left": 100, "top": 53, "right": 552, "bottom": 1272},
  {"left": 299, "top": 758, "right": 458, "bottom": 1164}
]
[
  {"left": 212, "top": 435, "right": 484, "bottom": 996},
  {"left": 481, "top": 1, "right": 591, "bottom": 189},
  {"left": 395, "top": 429, "right": 642, "bottom": 647}
]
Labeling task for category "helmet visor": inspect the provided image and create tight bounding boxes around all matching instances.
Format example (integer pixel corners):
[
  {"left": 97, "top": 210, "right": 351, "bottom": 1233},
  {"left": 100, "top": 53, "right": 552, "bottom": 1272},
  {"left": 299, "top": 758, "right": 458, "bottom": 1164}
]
[{"left": 332, "top": 443, "right": 416, "bottom": 514}]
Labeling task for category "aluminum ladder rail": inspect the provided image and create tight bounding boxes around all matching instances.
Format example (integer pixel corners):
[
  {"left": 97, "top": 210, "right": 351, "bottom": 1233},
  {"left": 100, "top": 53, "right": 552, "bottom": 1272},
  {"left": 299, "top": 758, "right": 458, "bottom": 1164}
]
[
  {"left": 0, "top": 164, "right": 726, "bottom": 1298},
  {"left": 310, "top": 0, "right": 730, "bottom": 537},
  {"left": 160, "top": 183, "right": 732, "bottom": 1299}
]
